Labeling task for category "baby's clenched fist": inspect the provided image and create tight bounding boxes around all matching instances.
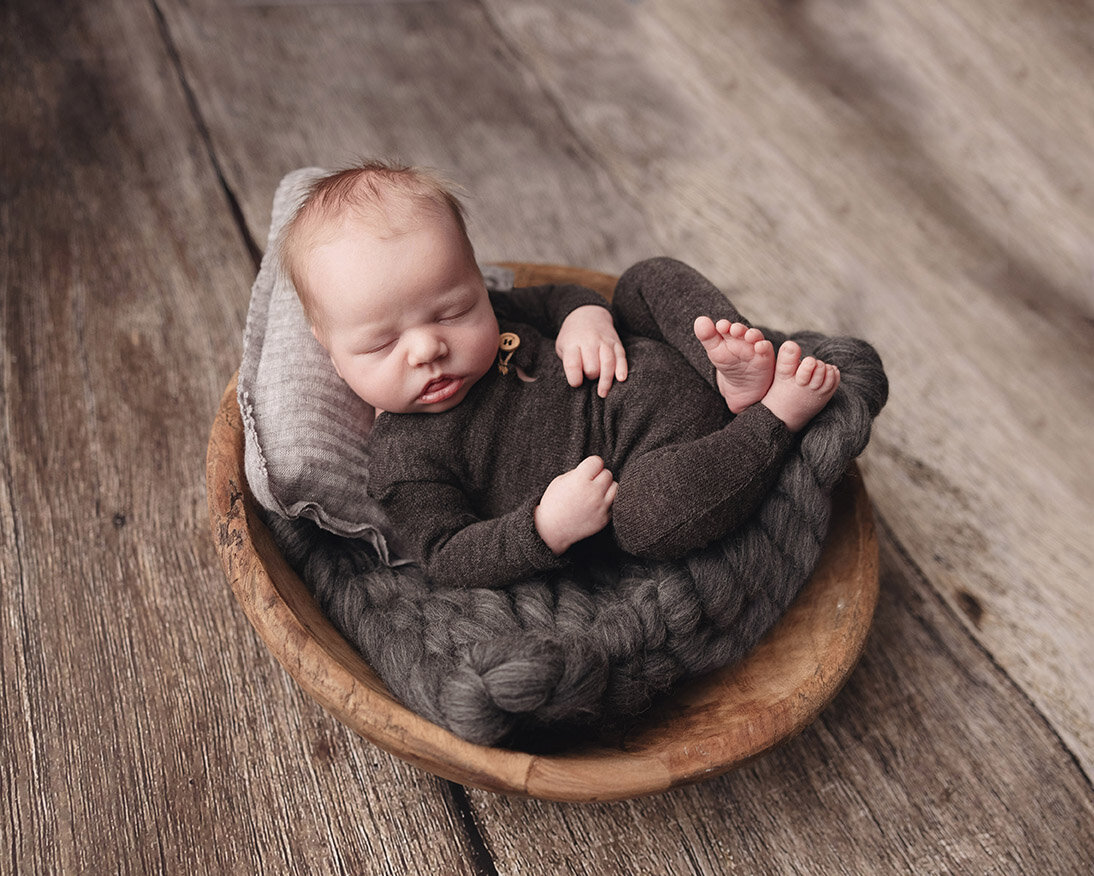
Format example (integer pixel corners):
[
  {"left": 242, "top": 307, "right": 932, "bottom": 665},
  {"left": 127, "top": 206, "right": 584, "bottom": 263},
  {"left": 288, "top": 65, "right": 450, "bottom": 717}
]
[{"left": 534, "top": 456, "right": 617, "bottom": 554}]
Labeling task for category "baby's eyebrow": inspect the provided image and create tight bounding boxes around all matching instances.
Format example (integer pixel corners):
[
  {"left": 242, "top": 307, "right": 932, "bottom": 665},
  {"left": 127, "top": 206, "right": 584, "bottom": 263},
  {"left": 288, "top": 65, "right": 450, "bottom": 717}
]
[
  {"left": 430, "top": 289, "right": 474, "bottom": 315},
  {"left": 436, "top": 285, "right": 472, "bottom": 304}
]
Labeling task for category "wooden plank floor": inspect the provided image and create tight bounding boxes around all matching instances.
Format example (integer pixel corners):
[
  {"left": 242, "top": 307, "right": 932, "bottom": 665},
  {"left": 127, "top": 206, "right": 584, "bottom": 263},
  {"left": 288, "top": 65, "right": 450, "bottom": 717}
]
[{"left": 3, "top": 0, "right": 1092, "bottom": 872}]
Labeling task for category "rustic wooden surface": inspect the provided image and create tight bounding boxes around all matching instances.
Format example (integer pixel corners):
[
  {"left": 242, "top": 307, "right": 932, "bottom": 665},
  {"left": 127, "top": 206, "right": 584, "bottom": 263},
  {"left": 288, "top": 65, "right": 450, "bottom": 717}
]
[{"left": 3, "top": 0, "right": 1092, "bottom": 872}]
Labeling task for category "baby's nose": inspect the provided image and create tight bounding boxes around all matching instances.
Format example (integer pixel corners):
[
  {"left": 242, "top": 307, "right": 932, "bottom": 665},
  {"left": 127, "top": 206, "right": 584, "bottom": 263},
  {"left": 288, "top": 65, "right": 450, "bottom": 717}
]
[{"left": 406, "top": 330, "right": 448, "bottom": 366}]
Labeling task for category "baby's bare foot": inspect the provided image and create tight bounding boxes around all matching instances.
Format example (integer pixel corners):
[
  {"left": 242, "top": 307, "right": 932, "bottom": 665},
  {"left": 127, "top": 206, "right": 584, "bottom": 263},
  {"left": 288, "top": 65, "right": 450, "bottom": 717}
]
[
  {"left": 760, "top": 341, "right": 841, "bottom": 432},
  {"left": 694, "top": 317, "right": 776, "bottom": 413}
]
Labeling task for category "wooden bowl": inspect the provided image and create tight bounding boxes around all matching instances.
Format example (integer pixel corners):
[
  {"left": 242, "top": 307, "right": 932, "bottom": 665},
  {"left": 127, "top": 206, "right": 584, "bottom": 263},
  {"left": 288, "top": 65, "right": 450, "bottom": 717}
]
[{"left": 206, "top": 263, "right": 879, "bottom": 802}]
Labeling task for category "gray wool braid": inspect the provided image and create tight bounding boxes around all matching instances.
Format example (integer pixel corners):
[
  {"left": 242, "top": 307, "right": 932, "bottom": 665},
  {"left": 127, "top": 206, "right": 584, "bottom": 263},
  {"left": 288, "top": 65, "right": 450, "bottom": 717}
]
[{"left": 265, "top": 329, "right": 888, "bottom": 746}]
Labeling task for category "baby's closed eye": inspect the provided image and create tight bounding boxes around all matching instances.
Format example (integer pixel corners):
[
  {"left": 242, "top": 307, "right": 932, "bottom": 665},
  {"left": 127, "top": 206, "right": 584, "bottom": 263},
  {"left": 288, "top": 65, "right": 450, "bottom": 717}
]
[
  {"left": 438, "top": 306, "right": 472, "bottom": 323},
  {"left": 362, "top": 338, "right": 396, "bottom": 355}
]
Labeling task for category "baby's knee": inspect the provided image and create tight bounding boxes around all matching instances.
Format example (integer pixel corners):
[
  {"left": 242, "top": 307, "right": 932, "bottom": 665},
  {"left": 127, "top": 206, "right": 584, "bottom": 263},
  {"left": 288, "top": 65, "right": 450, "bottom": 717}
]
[
  {"left": 616, "top": 257, "right": 695, "bottom": 297},
  {"left": 614, "top": 257, "right": 701, "bottom": 337}
]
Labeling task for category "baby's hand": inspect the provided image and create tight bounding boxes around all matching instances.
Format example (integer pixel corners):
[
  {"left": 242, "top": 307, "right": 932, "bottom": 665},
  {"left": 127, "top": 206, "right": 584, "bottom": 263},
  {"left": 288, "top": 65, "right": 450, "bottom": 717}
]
[
  {"left": 534, "top": 456, "right": 617, "bottom": 554},
  {"left": 555, "top": 305, "right": 628, "bottom": 398}
]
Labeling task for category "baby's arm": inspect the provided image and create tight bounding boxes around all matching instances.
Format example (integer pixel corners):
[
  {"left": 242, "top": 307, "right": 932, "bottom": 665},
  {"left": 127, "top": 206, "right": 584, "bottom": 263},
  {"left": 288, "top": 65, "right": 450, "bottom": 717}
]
[
  {"left": 376, "top": 458, "right": 617, "bottom": 586},
  {"left": 534, "top": 456, "right": 617, "bottom": 554},
  {"left": 377, "top": 478, "right": 570, "bottom": 589}
]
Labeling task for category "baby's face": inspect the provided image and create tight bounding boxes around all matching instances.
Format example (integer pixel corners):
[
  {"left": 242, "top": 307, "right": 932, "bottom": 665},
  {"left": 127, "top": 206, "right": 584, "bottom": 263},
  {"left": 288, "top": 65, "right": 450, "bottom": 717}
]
[{"left": 305, "top": 210, "right": 499, "bottom": 414}]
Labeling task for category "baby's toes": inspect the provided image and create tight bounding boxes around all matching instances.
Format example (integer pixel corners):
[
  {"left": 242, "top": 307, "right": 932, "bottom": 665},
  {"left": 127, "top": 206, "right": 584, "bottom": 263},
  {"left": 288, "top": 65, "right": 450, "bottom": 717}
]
[
  {"left": 775, "top": 341, "right": 802, "bottom": 376},
  {"left": 808, "top": 360, "right": 832, "bottom": 389},
  {"left": 795, "top": 356, "right": 818, "bottom": 386},
  {"left": 693, "top": 316, "right": 721, "bottom": 348},
  {"left": 717, "top": 319, "right": 739, "bottom": 338}
]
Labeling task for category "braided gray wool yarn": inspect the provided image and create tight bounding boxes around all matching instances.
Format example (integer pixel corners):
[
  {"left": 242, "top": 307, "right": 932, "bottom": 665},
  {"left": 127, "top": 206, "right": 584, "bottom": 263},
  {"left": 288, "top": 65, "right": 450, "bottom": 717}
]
[{"left": 267, "top": 330, "right": 888, "bottom": 747}]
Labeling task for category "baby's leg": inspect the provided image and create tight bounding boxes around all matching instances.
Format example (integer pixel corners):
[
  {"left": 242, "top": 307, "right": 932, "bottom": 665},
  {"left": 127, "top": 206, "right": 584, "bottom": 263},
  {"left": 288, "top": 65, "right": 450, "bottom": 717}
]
[
  {"left": 693, "top": 317, "right": 776, "bottom": 413},
  {"left": 610, "top": 403, "right": 794, "bottom": 561},
  {"left": 759, "top": 341, "right": 841, "bottom": 432},
  {"left": 603, "top": 344, "right": 795, "bottom": 561}
]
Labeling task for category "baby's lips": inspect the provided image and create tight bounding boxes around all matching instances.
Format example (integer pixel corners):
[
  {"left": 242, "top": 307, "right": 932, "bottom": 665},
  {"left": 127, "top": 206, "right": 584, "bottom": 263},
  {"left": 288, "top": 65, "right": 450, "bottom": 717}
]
[{"left": 417, "top": 375, "right": 464, "bottom": 404}]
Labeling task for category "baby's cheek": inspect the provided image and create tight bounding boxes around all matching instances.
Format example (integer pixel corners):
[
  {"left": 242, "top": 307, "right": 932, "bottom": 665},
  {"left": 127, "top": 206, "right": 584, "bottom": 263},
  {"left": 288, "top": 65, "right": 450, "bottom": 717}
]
[
  {"left": 470, "top": 328, "right": 500, "bottom": 372},
  {"left": 353, "top": 362, "right": 389, "bottom": 404}
]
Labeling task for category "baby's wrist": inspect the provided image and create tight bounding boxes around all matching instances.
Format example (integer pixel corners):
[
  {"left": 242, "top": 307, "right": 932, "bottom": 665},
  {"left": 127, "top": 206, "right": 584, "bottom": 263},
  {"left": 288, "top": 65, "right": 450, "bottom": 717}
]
[
  {"left": 533, "top": 503, "right": 571, "bottom": 555},
  {"left": 568, "top": 303, "right": 613, "bottom": 323}
]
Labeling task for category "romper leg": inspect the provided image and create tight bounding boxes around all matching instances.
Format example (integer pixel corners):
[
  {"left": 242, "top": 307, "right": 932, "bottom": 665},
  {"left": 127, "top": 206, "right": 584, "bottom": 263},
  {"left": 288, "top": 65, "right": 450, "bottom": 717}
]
[
  {"left": 612, "top": 257, "right": 747, "bottom": 389},
  {"left": 610, "top": 403, "right": 793, "bottom": 560},
  {"left": 612, "top": 256, "right": 792, "bottom": 387},
  {"left": 607, "top": 258, "right": 795, "bottom": 560}
]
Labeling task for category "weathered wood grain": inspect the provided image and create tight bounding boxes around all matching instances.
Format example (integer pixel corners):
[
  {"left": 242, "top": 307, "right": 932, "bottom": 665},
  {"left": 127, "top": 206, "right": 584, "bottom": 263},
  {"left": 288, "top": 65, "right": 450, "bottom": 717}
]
[
  {"left": 1, "top": 0, "right": 479, "bottom": 873},
  {"left": 154, "top": 0, "right": 658, "bottom": 269},
  {"left": 466, "top": 533, "right": 1094, "bottom": 875},
  {"left": 6, "top": 0, "right": 1094, "bottom": 870}
]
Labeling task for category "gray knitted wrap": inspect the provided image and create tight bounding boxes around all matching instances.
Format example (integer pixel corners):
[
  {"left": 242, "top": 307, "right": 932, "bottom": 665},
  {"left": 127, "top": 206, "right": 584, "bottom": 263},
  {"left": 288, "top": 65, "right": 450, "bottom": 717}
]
[{"left": 266, "top": 330, "right": 887, "bottom": 747}]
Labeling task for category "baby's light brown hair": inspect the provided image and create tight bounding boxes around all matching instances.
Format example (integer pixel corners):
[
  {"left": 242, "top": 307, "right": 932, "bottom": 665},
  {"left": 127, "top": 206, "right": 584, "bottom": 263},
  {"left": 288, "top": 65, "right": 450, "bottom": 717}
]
[{"left": 278, "top": 161, "right": 472, "bottom": 327}]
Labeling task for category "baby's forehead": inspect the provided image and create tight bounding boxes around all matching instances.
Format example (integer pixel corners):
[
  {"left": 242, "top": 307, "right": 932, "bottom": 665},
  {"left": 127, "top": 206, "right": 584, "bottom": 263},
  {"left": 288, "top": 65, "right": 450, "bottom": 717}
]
[
  {"left": 304, "top": 205, "right": 472, "bottom": 303},
  {"left": 318, "top": 180, "right": 450, "bottom": 236},
  {"left": 307, "top": 211, "right": 456, "bottom": 276}
]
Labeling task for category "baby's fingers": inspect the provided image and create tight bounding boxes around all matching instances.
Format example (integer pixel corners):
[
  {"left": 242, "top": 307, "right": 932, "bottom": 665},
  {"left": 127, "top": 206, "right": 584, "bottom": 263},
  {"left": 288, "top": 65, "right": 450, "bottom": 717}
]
[
  {"left": 562, "top": 347, "right": 585, "bottom": 388},
  {"left": 595, "top": 342, "right": 629, "bottom": 398},
  {"left": 591, "top": 465, "right": 615, "bottom": 488},
  {"left": 575, "top": 455, "right": 606, "bottom": 478},
  {"left": 596, "top": 346, "right": 615, "bottom": 397},
  {"left": 615, "top": 343, "right": 628, "bottom": 383}
]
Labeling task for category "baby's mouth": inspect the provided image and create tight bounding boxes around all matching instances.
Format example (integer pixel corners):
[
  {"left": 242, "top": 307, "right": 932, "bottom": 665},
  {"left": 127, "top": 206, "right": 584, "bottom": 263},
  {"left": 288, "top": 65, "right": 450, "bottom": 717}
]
[{"left": 418, "top": 375, "right": 464, "bottom": 405}]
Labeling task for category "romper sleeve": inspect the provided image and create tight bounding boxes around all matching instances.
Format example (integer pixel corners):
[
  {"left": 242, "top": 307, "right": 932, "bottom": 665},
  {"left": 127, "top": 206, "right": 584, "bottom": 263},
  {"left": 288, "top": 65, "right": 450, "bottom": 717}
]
[
  {"left": 489, "top": 283, "right": 609, "bottom": 336},
  {"left": 368, "top": 418, "right": 568, "bottom": 588},
  {"left": 372, "top": 478, "right": 567, "bottom": 588}
]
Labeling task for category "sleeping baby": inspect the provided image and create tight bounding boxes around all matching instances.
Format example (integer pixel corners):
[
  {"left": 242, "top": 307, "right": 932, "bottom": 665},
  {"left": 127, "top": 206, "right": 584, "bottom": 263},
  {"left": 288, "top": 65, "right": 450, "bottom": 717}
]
[{"left": 278, "top": 162, "right": 840, "bottom": 589}]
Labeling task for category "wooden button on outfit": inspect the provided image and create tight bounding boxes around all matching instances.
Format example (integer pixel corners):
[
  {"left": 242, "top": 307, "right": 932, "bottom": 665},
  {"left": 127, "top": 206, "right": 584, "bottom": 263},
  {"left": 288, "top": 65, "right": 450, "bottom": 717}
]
[{"left": 497, "top": 332, "right": 521, "bottom": 375}]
